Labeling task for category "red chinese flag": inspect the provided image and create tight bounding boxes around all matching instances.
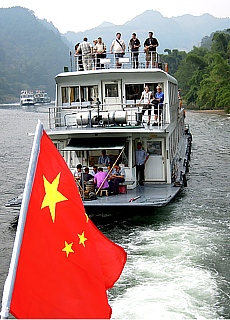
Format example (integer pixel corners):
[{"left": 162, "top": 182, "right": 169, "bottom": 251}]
[{"left": 10, "top": 130, "right": 127, "bottom": 319}]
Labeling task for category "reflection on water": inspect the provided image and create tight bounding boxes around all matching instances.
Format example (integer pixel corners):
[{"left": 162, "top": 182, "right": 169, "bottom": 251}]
[{"left": 0, "top": 108, "right": 229, "bottom": 319}]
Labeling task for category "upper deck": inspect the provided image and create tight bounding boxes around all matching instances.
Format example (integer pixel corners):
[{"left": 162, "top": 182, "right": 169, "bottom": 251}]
[{"left": 49, "top": 52, "right": 180, "bottom": 131}]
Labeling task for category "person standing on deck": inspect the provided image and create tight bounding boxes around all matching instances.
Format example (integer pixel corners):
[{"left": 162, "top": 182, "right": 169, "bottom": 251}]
[
  {"left": 151, "top": 85, "right": 164, "bottom": 125},
  {"left": 95, "top": 37, "right": 106, "bottom": 69},
  {"left": 77, "top": 37, "right": 93, "bottom": 71},
  {"left": 144, "top": 31, "right": 159, "bottom": 68},
  {"left": 139, "top": 85, "right": 153, "bottom": 126},
  {"left": 135, "top": 142, "right": 149, "bottom": 186},
  {"left": 129, "top": 33, "right": 141, "bottom": 68},
  {"left": 110, "top": 32, "right": 126, "bottom": 68}
]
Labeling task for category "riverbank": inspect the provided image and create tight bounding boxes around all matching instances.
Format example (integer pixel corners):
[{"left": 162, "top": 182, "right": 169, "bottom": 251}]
[{"left": 189, "top": 109, "right": 227, "bottom": 115}]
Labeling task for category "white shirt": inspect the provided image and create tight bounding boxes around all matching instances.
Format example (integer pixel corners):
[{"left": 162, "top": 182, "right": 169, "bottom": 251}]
[
  {"left": 136, "top": 149, "right": 149, "bottom": 166},
  {"left": 141, "top": 90, "right": 152, "bottom": 104},
  {"left": 111, "top": 38, "right": 125, "bottom": 53}
]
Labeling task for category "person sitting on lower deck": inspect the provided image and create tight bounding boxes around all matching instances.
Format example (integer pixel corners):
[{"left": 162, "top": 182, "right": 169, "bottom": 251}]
[
  {"left": 73, "top": 164, "right": 82, "bottom": 181},
  {"left": 81, "top": 167, "right": 93, "bottom": 184},
  {"left": 109, "top": 165, "right": 125, "bottom": 195},
  {"left": 94, "top": 167, "right": 109, "bottom": 191}
]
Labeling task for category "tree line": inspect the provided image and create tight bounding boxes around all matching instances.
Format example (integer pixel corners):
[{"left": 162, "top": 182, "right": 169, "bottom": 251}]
[{"left": 160, "top": 29, "right": 230, "bottom": 113}]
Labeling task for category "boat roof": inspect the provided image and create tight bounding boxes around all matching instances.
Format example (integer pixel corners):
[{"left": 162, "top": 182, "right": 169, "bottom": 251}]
[{"left": 55, "top": 68, "right": 177, "bottom": 84}]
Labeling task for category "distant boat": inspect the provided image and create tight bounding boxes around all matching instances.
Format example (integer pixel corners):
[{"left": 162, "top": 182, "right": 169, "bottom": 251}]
[
  {"left": 20, "top": 90, "right": 35, "bottom": 106},
  {"left": 34, "top": 90, "right": 51, "bottom": 104}
]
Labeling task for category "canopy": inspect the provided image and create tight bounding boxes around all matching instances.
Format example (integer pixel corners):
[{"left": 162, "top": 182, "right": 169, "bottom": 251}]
[{"left": 62, "top": 137, "right": 126, "bottom": 151}]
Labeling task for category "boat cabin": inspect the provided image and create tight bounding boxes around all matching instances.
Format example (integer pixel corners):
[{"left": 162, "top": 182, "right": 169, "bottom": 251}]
[{"left": 47, "top": 58, "right": 187, "bottom": 196}]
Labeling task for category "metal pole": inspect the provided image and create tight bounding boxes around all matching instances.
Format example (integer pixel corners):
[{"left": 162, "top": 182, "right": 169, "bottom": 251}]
[
  {"left": 1, "top": 121, "right": 43, "bottom": 319},
  {"left": 95, "top": 146, "right": 125, "bottom": 195}
]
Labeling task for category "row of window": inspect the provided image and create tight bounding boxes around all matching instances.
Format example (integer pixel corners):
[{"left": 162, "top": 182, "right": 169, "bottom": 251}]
[{"left": 61, "top": 83, "right": 169, "bottom": 106}]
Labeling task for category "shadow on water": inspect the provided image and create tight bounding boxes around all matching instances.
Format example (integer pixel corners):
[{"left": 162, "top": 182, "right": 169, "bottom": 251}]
[
  {"left": 8, "top": 214, "right": 19, "bottom": 232},
  {"left": 88, "top": 205, "right": 176, "bottom": 235}
]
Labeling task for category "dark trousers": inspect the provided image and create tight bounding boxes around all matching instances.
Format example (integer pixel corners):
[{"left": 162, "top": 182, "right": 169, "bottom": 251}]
[
  {"left": 136, "top": 164, "right": 145, "bottom": 183},
  {"left": 109, "top": 177, "right": 125, "bottom": 194},
  {"left": 96, "top": 53, "right": 106, "bottom": 69}
]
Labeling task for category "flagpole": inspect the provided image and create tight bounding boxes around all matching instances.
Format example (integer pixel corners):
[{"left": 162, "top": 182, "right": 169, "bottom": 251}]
[{"left": 0, "top": 121, "right": 43, "bottom": 319}]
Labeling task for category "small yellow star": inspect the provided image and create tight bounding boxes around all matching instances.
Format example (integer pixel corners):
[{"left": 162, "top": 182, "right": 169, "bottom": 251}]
[
  {"left": 78, "top": 231, "right": 87, "bottom": 247},
  {"left": 62, "top": 241, "right": 74, "bottom": 257},
  {"left": 41, "top": 173, "right": 68, "bottom": 223}
]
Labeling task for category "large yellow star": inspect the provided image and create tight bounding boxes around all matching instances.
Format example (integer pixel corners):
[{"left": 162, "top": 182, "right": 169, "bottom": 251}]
[
  {"left": 41, "top": 173, "right": 68, "bottom": 223},
  {"left": 78, "top": 231, "right": 87, "bottom": 247},
  {"left": 62, "top": 241, "right": 74, "bottom": 257}
]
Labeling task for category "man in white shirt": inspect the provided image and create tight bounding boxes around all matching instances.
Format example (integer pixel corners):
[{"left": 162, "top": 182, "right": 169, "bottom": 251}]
[{"left": 110, "top": 32, "right": 126, "bottom": 68}]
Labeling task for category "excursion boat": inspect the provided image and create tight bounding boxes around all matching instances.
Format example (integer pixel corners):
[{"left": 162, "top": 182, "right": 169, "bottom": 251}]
[
  {"left": 7, "top": 53, "right": 192, "bottom": 209},
  {"left": 34, "top": 90, "right": 51, "bottom": 104},
  {"left": 45, "top": 52, "right": 192, "bottom": 208},
  {"left": 20, "top": 90, "right": 35, "bottom": 106}
]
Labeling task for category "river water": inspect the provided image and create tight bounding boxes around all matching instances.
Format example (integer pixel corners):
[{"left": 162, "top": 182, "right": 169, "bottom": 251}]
[{"left": 0, "top": 105, "right": 229, "bottom": 319}]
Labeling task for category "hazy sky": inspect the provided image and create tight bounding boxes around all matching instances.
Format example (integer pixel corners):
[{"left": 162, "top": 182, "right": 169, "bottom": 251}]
[{"left": 1, "top": 0, "right": 229, "bottom": 33}]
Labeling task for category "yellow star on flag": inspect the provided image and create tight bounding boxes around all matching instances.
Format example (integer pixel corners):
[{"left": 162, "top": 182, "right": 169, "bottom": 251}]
[
  {"left": 62, "top": 241, "right": 74, "bottom": 257},
  {"left": 41, "top": 172, "right": 68, "bottom": 223},
  {"left": 78, "top": 231, "right": 87, "bottom": 247}
]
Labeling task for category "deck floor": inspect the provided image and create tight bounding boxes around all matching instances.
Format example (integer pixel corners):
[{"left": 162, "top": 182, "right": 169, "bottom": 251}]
[{"left": 83, "top": 183, "right": 181, "bottom": 208}]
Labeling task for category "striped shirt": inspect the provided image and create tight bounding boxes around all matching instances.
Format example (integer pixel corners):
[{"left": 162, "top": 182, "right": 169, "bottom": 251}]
[{"left": 79, "top": 41, "right": 92, "bottom": 55}]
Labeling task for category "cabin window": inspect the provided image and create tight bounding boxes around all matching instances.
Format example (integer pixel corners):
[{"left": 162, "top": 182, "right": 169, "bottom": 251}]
[
  {"left": 147, "top": 141, "right": 162, "bottom": 156},
  {"left": 80, "top": 86, "right": 98, "bottom": 104},
  {"left": 70, "top": 86, "right": 80, "bottom": 103},
  {"left": 105, "top": 84, "right": 118, "bottom": 97},
  {"left": 125, "top": 84, "right": 142, "bottom": 102},
  {"left": 62, "top": 87, "right": 69, "bottom": 104},
  {"left": 125, "top": 83, "right": 160, "bottom": 104},
  {"left": 88, "top": 148, "right": 129, "bottom": 167},
  {"left": 61, "top": 85, "right": 98, "bottom": 106}
]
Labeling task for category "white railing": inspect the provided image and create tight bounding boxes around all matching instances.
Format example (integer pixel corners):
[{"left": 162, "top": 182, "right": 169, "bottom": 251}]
[
  {"left": 48, "top": 102, "right": 168, "bottom": 130},
  {"left": 69, "top": 51, "right": 168, "bottom": 72}
]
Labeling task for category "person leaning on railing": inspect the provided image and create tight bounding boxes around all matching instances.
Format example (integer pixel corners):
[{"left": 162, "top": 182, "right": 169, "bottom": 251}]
[
  {"left": 110, "top": 32, "right": 126, "bottom": 68},
  {"left": 129, "top": 32, "right": 141, "bottom": 69},
  {"left": 77, "top": 37, "right": 93, "bottom": 71},
  {"left": 139, "top": 85, "right": 153, "bottom": 126},
  {"left": 144, "top": 31, "right": 159, "bottom": 68},
  {"left": 95, "top": 37, "right": 107, "bottom": 69},
  {"left": 151, "top": 85, "right": 164, "bottom": 125},
  {"left": 74, "top": 43, "right": 84, "bottom": 71}
]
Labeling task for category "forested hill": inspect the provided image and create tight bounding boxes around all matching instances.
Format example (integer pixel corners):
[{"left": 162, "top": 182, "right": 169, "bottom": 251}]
[
  {"left": 0, "top": 7, "right": 230, "bottom": 105},
  {"left": 0, "top": 7, "right": 70, "bottom": 103}
]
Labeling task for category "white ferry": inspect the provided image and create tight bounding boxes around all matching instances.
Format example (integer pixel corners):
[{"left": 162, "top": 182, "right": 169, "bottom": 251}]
[
  {"left": 45, "top": 52, "right": 192, "bottom": 208},
  {"left": 34, "top": 90, "right": 51, "bottom": 104},
  {"left": 20, "top": 90, "right": 35, "bottom": 106}
]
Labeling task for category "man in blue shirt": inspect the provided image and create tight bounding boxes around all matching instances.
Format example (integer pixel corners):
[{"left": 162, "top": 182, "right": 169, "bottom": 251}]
[
  {"left": 152, "top": 85, "right": 164, "bottom": 125},
  {"left": 98, "top": 150, "right": 111, "bottom": 166},
  {"left": 135, "top": 142, "right": 149, "bottom": 186}
]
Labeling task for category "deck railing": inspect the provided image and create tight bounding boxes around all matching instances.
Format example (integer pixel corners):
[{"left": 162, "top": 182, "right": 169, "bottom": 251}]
[
  {"left": 48, "top": 102, "right": 168, "bottom": 130},
  {"left": 69, "top": 51, "right": 168, "bottom": 72}
]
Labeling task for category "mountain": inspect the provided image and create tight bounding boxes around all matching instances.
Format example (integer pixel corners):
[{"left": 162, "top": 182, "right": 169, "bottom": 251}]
[
  {"left": 0, "top": 7, "right": 70, "bottom": 102},
  {"left": 0, "top": 7, "right": 229, "bottom": 103},
  {"left": 63, "top": 10, "right": 230, "bottom": 52}
]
